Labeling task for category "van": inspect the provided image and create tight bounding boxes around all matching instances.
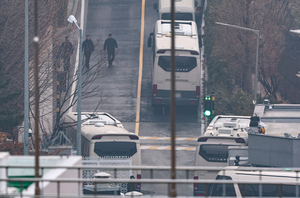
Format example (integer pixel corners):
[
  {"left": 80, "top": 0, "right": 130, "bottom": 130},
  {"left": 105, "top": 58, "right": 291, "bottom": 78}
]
[
  {"left": 194, "top": 115, "right": 251, "bottom": 196},
  {"left": 153, "top": 0, "right": 196, "bottom": 21},
  {"left": 64, "top": 112, "right": 142, "bottom": 193},
  {"left": 210, "top": 169, "right": 300, "bottom": 197}
]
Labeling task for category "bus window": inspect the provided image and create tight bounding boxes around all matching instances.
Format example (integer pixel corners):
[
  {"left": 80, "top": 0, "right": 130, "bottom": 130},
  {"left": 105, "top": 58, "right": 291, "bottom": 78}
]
[
  {"left": 238, "top": 184, "right": 297, "bottom": 197},
  {"left": 210, "top": 176, "right": 236, "bottom": 197},
  {"left": 199, "top": 145, "right": 233, "bottom": 162},
  {"left": 158, "top": 56, "right": 197, "bottom": 72},
  {"left": 94, "top": 142, "right": 137, "bottom": 157},
  {"left": 161, "top": 13, "right": 193, "bottom": 21}
]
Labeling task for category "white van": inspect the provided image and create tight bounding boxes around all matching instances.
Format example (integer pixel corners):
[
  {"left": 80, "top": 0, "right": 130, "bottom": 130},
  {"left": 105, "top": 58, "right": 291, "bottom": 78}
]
[
  {"left": 147, "top": 20, "right": 201, "bottom": 107},
  {"left": 194, "top": 115, "right": 251, "bottom": 196},
  {"left": 210, "top": 169, "right": 299, "bottom": 197},
  {"left": 64, "top": 112, "right": 142, "bottom": 192},
  {"left": 153, "top": 0, "right": 196, "bottom": 21}
]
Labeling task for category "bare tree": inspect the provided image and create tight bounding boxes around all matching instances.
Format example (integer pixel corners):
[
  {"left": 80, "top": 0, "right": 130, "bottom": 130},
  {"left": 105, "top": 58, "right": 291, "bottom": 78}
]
[{"left": 208, "top": 0, "right": 293, "bottom": 99}]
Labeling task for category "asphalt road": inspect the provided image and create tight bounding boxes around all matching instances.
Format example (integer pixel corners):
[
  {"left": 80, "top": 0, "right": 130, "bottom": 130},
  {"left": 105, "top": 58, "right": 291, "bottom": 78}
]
[{"left": 82, "top": 0, "right": 202, "bottom": 196}]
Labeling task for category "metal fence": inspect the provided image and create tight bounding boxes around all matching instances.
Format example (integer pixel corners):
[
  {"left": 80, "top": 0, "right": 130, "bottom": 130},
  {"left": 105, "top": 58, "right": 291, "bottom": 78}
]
[{"left": 2, "top": 165, "right": 300, "bottom": 197}]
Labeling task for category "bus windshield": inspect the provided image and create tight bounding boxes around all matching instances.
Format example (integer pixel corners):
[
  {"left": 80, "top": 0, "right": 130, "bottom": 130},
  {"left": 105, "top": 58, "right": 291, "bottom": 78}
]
[
  {"left": 161, "top": 13, "right": 193, "bottom": 21},
  {"left": 199, "top": 144, "right": 235, "bottom": 162},
  {"left": 94, "top": 142, "right": 137, "bottom": 157},
  {"left": 158, "top": 56, "right": 197, "bottom": 72}
]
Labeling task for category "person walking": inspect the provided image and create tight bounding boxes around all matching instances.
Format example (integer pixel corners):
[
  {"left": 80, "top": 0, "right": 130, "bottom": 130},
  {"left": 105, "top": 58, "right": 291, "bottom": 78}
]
[
  {"left": 103, "top": 33, "right": 118, "bottom": 66},
  {"left": 82, "top": 35, "right": 94, "bottom": 69},
  {"left": 60, "top": 36, "right": 73, "bottom": 71}
]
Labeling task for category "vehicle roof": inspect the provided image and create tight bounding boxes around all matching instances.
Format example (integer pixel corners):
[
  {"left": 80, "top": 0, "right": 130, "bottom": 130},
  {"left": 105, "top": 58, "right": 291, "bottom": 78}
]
[
  {"left": 219, "top": 168, "right": 299, "bottom": 181},
  {"left": 253, "top": 104, "right": 300, "bottom": 137},
  {"left": 65, "top": 112, "right": 135, "bottom": 140},
  {"left": 159, "top": 0, "right": 195, "bottom": 13},
  {"left": 202, "top": 115, "right": 251, "bottom": 138},
  {"left": 154, "top": 20, "right": 199, "bottom": 52}
]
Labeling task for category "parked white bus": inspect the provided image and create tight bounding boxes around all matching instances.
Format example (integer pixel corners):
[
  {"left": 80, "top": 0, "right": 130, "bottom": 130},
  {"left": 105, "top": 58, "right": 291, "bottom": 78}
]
[
  {"left": 210, "top": 169, "right": 299, "bottom": 197},
  {"left": 64, "top": 112, "right": 142, "bottom": 192},
  {"left": 147, "top": 20, "right": 201, "bottom": 108},
  {"left": 153, "top": 0, "right": 196, "bottom": 21},
  {"left": 193, "top": 115, "right": 251, "bottom": 196}
]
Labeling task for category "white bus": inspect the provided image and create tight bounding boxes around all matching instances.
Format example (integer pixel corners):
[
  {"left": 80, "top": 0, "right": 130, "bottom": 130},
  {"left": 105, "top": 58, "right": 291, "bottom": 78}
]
[
  {"left": 193, "top": 115, "right": 251, "bottom": 196},
  {"left": 210, "top": 169, "right": 299, "bottom": 197},
  {"left": 153, "top": 0, "right": 196, "bottom": 21},
  {"left": 147, "top": 20, "right": 201, "bottom": 108},
  {"left": 64, "top": 112, "right": 142, "bottom": 192}
]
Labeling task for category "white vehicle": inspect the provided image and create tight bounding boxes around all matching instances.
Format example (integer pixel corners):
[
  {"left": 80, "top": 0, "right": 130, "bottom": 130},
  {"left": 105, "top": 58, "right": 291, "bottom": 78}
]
[
  {"left": 147, "top": 20, "right": 201, "bottom": 107},
  {"left": 83, "top": 172, "right": 120, "bottom": 195},
  {"left": 64, "top": 112, "right": 141, "bottom": 192},
  {"left": 210, "top": 169, "right": 299, "bottom": 197},
  {"left": 193, "top": 115, "right": 251, "bottom": 196},
  {"left": 153, "top": 0, "right": 196, "bottom": 21}
]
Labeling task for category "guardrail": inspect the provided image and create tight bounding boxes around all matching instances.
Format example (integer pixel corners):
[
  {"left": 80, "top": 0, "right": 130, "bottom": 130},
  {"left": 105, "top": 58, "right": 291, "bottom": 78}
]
[{"left": 2, "top": 165, "right": 300, "bottom": 197}]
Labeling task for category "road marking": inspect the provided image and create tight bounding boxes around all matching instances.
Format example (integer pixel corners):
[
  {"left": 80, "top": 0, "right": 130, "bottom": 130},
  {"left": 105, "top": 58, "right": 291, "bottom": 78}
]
[
  {"left": 140, "top": 145, "right": 196, "bottom": 151},
  {"left": 135, "top": 0, "right": 145, "bottom": 135},
  {"left": 139, "top": 136, "right": 198, "bottom": 141}
]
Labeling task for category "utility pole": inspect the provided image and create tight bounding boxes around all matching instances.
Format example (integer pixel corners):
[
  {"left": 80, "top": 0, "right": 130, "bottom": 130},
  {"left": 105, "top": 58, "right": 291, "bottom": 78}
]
[
  {"left": 24, "top": 0, "right": 29, "bottom": 155},
  {"left": 33, "top": 0, "right": 40, "bottom": 195},
  {"left": 170, "top": 0, "right": 177, "bottom": 197}
]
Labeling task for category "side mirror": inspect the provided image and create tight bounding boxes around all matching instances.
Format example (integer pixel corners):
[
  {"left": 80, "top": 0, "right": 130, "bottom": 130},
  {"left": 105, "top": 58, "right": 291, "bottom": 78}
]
[
  {"left": 147, "top": 38, "right": 152, "bottom": 48},
  {"left": 194, "top": 0, "right": 198, "bottom": 7},
  {"left": 153, "top": 3, "right": 158, "bottom": 11},
  {"left": 198, "top": 34, "right": 202, "bottom": 48}
]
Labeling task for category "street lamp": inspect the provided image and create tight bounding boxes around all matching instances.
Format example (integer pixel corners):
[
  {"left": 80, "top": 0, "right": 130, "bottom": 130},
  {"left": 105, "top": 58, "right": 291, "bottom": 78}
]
[
  {"left": 215, "top": 22, "right": 260, "bottom": 104},
  {"left": 67, "top": 15, "right": 82, "bottom": 156}
]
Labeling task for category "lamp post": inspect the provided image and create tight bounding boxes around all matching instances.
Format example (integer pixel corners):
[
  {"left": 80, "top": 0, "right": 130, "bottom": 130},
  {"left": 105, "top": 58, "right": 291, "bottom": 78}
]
[
  {"left": 67, "top": 15, "right": 82, "bottom": 156},
  {"left": 215, "top": 22, "right": 259, "bottom": 104}
]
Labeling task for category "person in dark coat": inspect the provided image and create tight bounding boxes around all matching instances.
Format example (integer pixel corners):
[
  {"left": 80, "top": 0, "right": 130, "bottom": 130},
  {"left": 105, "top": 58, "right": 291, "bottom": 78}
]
[
  {"left": 103, "top": 33, "right": 118, "bottom": 66},
  {"left": 82, "top": 35, "right": 94, "bottom": 69},
  {"left": 60, "top": 36, "right": 73, "bottom": 71}
]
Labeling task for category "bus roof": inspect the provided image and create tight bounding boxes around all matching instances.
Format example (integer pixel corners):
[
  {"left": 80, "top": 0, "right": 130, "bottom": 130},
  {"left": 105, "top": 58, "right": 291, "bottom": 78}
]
[
  {"left": 65, "top": 112, "right": 135, "bottom": 140},
  {"left": 202, "top": 115, "right": 251, "bottom": 138},
  {"left": 154, "top": 20, "right": 199, "bottom": 52},
  {"left": 159, "top": 0, "right": 195, "bottom": 13}
]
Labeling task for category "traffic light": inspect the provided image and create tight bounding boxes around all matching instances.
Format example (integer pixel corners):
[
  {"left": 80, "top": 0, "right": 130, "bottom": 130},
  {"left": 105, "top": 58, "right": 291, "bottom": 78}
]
[
  {"left": 204, "top": 95, "right": 212, "bottom": 117},
  {"left": 204, "top": 93, "right": 215, "bottom": 117}
]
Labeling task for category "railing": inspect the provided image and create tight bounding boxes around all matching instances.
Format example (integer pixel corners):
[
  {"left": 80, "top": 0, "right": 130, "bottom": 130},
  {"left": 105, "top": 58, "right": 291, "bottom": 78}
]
[{"left": 2, "top": 165, "right": 300, "bottom": 197}]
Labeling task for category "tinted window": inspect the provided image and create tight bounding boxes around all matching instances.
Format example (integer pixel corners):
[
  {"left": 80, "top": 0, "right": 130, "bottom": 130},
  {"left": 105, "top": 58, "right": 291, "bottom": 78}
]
[
  {"left": 158, "top": 56, "right": 197, "bottom": 72},
  {"left": 199, "top": 144, "right": 232, "bottom": 162},
  {"left": 94, "top": 142, "right": 137, "bottom": 157},
  {"left": 238, "top": 184, "right": 297, "bottom": 197},
  {"left": 210, "top": 176, "right": 236, "bottom": 197},
  {"left": 161, "top": 13, "right": 193, "bottom": 21}
]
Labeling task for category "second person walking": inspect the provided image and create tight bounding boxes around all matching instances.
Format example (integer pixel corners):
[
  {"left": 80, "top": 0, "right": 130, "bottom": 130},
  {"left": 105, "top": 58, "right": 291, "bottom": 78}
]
[{"left": 103, "top": 33, "right": 118, "bottom": 67}]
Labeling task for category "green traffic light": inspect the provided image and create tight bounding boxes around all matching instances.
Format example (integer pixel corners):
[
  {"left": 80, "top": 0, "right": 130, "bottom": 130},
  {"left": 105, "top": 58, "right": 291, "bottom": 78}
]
[
  {"left": 204, "top": 110, "right": 212, "bottom": 117},
  {"left": 205, "top": 97, "right": 211, "bottom": 100}
]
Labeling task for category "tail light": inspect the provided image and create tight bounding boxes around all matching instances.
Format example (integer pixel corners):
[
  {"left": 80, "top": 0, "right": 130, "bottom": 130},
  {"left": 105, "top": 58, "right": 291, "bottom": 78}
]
[
  {"left": 153, "top": 84, "right": 157, "bottom": 97},
  {"left": 157, "top": 50, "right": 166, "bottom": 54},
  {"left": 92, "top": 135, "right": 102, "bottom": 140},
  {"left": 129, "top": 135, "right": 139, "bottom": 140},
  {"left": 194, "top": 176, "right": 198, "bottom": 191},
  {"left": 235, "top": 138, "right": 245, "bottom": 143},
  {"left": 196, "top": 86, "right": 200, "bottom": 98},
  {"left": 136, "top": 174, "right": 141, "bottom": 189},
  {"left": 197, "top": 137, "right": 208, "bottom": 142},
  {"left": 190, "top": 51, "right": 199, "bottom": 55}
]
